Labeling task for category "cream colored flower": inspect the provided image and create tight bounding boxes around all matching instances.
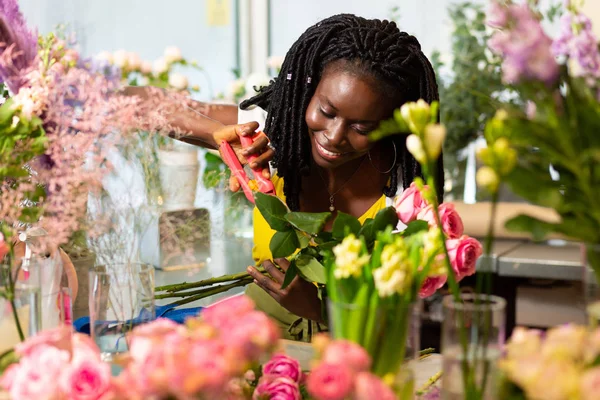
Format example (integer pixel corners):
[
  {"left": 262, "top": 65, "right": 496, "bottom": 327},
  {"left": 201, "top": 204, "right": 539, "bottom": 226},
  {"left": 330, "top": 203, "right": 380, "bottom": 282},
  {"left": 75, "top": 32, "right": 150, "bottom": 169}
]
[
  {"left": 423, "top": 124, "right": 446, "bottom": 160},
  {"left": 541, "top": 324, "right": 588, "bottom": 361},
  {"left": 267, "top": 55, "right": 284, "bottom": 70},
  {"left": 164, "top": 46, "right": 183, "bottom": 64},
  {"left": 127, "top": 52, "right": 141, "bottom": 71},
  {"left": 476, "top": 166, "right": 499, "bottom": 192},
  {"left": 400, "top": 99, "right": 430, "bottom": 135},
  {"left": 406, "top": 134, "right": 426, "bottom": 164},
  {"left": 153, "top": 58, "right": 169, "bottom": 75},
  {"left": 112, "top": 49, "right": 128, "bottom": 68},
  {"left": 140, "top": 61, "right": 153, "bottom": 75},
  {"left": 95, "top": 51, "right": 113, "bottom": 64},
  {"left": 168, "top": 73, "right": 189, "bottom": 90},
  {"left": 373, "top": 241, "right": 412, "bottom": 297},
  {"left": 333, "top": 235, "right": 369, "bottom": 279}
]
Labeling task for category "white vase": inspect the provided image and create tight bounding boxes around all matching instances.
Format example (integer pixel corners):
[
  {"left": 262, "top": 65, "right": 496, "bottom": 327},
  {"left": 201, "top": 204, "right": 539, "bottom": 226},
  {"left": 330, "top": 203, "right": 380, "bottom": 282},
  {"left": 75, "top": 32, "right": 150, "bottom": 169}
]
[{"left": 158, "top": 143, "right": 199, "bottom": 211}]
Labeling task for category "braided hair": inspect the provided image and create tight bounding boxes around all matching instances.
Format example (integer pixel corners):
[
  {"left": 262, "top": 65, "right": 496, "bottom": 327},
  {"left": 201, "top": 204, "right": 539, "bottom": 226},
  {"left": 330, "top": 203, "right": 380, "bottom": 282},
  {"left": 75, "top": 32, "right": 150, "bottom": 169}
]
[{"left": 241, "top": 14, "right": 443, "bottom": 211}]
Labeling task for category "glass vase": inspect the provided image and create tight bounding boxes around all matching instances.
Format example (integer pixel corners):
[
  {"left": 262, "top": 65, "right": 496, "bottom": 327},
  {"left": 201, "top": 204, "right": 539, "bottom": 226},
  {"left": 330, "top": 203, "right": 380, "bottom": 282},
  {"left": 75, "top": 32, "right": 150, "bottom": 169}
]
[
  {"left": 327, "top": 299, "right": 419, "bottom": 398},
  {"left": 89, "top": 263, "right": 155, "bottom": 366},
  {"left": 441, "top": 294, "right": 506, "bottom": 400},
  {"left": 583, "top": 244, "right": 600, "bottom": 326}
]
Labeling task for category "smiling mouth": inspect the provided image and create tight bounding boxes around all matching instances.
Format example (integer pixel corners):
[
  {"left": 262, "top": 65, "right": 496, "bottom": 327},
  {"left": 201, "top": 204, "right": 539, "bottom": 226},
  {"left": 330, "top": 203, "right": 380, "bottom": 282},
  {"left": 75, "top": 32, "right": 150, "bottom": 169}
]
[{"left": 315, "top": 141, "right": 348, "bottom": 160}]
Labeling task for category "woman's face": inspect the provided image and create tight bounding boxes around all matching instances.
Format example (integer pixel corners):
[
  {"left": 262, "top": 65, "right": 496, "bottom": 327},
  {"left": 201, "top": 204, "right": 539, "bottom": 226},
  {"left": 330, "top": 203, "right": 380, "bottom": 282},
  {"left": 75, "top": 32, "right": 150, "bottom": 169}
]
[{"left": 305, "top": 66, "right": 397, "bottom": 170}]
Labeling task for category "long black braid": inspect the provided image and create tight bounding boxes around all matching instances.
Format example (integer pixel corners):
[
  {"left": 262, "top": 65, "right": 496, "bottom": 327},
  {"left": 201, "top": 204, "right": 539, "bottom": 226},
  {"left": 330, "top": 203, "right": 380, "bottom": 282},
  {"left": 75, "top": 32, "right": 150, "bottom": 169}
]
[{"left": 241, "top": 14, "right": 443, "bottom": 211}]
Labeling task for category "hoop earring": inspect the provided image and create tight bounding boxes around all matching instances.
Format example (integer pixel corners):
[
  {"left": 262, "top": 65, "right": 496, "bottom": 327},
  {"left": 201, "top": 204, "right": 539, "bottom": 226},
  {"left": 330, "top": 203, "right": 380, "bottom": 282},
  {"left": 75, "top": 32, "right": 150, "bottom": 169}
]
[{"left": 368, "top": 142, "right": 397, "bottom": 174}]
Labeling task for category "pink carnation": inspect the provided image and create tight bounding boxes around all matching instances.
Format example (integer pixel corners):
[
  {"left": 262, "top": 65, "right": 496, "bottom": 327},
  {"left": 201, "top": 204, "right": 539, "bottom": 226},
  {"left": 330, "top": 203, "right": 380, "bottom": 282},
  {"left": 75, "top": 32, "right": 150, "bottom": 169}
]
[
  {"left": 417, "top": 203, "right": 464, "bottom": 239},
  {"left": 321, "top": 340, "right": 371, "bottom": 373},
  {"left": 394, "top": 182, "right": 428, "bottom": 224},
  {"left": 352, "top": 372, "right": 396, "bottom": 400},
  {"left": 306, "top": 363, "right": 354, "bottom": 400},
  {"left": 253, "top": 375, "right": 301, "bottom": 400},
  {"left": 263, "top": 354, "right": 303, "bottom": 383},
  {"left": 447, "top": 236, "right": 483, "bottom": 281},
  {"left": 203, "top": 295, "right": 256, "bottom": 330},
  {"left": 419, "top": 275, "right": 447, "bottom": 298}
]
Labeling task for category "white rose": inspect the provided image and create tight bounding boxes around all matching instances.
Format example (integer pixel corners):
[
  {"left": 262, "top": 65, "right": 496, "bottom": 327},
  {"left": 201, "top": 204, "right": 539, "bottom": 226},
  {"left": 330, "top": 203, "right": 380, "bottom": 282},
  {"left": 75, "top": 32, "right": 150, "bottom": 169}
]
[
  {"left": 266, "top": 55, "right": 284, "bottom": 70},
  {"left": 168, "top": 73, "right": 188, "bottom": 90},
  {"left": 112, "top": 49, "right": 128, "bottom": 68},
  {"left": 226, "top": 78, "right": 246, "bottom": 100},
  {"left": 164, "top": 46, "right": 183, "bottom": 64},
  {"left": 127, "top": 52, "right": 141, "bottom": 71},
  {"left": 95, "top": 51, "right": 113, "bottom": 64},
  {"left": 245, "top": 72, "right": 271, "bottom": 95},
  {"left": 153, "top": 58, "right": 169, "bottom": 75},
  {"left": 140, "top": 61, "right": 153, "bottom": 75}
]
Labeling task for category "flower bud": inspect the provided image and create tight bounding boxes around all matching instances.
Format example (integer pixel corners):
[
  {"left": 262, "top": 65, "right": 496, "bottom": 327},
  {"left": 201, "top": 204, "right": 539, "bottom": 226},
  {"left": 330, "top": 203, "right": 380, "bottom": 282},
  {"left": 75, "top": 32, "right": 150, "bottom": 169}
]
[
  {"left": 424, "top": 124, "right": 446, "bottom": 160},
  {"left": 476, "top": 166, "right": 500, "bottom": 192},
  {"left": 406, "top": 134, "right": 426, "bottom": 164},
  {"left": 168, "top": 73, "right": 189, "bottom": 90},
  {"left": 153, "top": 58, "right": 169, "bottom": 75},
  {"left": 164, "top": 46, "right": 183, "bottom": 64},
  {"left": 400, "top": 99, "right": 431, "bottom": 135}
]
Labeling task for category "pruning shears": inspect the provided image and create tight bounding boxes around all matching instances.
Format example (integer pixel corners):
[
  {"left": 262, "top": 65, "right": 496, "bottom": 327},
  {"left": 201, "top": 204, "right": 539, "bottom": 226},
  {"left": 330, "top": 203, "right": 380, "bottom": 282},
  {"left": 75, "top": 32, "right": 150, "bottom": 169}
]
[{"left": 219, "top": 131, "right": 275, "bottom": 204}]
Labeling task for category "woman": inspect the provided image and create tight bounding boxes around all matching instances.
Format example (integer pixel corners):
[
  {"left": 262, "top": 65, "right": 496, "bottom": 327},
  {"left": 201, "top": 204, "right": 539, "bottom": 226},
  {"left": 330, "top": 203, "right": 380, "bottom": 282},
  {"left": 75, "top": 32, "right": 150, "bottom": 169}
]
[{"left": 132, "top": 14, "right": 442, "bottom": 340}]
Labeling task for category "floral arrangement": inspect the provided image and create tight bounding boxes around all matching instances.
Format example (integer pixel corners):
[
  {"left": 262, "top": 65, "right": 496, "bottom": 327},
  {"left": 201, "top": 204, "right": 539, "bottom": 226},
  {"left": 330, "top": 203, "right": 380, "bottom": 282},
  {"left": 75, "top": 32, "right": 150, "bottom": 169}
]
[
  {"left": 497, "top": 325, "right": 600, "bottom": 400},
  {"left": 216, "top": 56, "right": 283, "bottom": 104},
  {"left": 478, "top": 0, "right": 600, "bottom": 250}
]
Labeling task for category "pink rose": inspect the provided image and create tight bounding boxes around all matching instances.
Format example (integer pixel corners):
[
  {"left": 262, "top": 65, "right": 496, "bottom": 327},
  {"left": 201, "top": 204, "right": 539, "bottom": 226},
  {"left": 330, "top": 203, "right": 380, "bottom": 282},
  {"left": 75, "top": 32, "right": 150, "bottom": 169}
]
[
  {"left": 8, "top": 345, "right": 69, "bottom": 400},
  {"left": 321, "top": 340, "right": 371, "bottom": 373},
  {"left": 417, "top": 203, "right": 464, "bottom": 239},
  {"left": 394, "top": 182, "right": 428, "bottom": 224},
  {"left": 0, "top": 364, "right": 18, "bottom": 391},
  {"left": 352, "top": 372, "right": 396, "bottom": 400},
  {"left": 0, "top": 232, "right": 8, "bottom": 261},
  {"left": 226, "top": 311, "right": 280, "bottom": 359},
  {"left": 179, "top": 339, "right": 232, "bottom": 396},
  {"left": 60, "top": 357, "right": 114, "bottom": 400},
  {"left": 72, "top": 333, "right": 102, "bottom": 362},
  {"left": 203, "top": 295, "right": 256, "bottom": 330},
  {"left": 581, "top": 367, "right": 600, "bottom": 400},
  {"left": 306, "top": 363, "right": 354, "bottom": 400},
  {"left": 263, "top": 354, "right": 303, "bottom": 383},
  {"left": 446, "top": 236, "right": 483, "bottom": 281},
  {"left": 15, "top": 325, "right": 73, "bottom": 357},
  {"left": 419, "top": 275, "right": 447, "bottom": 298},
  {"left": 253, "top": 375, "right": 301, "bottom": 400}
]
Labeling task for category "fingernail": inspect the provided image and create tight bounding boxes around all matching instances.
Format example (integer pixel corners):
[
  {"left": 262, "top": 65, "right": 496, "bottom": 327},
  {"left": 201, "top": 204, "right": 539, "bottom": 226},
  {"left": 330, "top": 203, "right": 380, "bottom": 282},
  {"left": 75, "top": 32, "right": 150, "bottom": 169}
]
[
  {"left": 253, "top": 279, "right": 259, "bottom": 285},
  {"left": 247, "top": 266, "right": 253, "bottom": 273}
]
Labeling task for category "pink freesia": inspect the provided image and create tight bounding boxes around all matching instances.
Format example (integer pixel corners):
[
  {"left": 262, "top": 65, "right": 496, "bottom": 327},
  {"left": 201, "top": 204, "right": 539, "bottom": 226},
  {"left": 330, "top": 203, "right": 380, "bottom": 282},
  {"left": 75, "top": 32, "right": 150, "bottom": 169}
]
[
  {"left": 321, "top": 340, "right": 371, "bottom": 373},
  {"left": 419, "top": 275, "right": 447, "bottom": 298},
  {"left": 352, "top": 372, "right": 396, "bottom": 400},
  {"left": 446, "top": 236, "right": 483, "bottom": 281},
  {"left": 263, "top": 354, "right": 303, "bottom": 383},
  {"left": 417, "top": 203, "right": 464, "bottom": 239},
  {"left": 394, "top": 182, "right": 428, "bottom": 224},
  {"left": 8, "top": 344, "right": 69, "bottom": 400},
  {"left": 15, "top": 325, "right": 72, "bottom": 357},
  {"left": 0, "top": 232, "right": 8, "bottom": 261},
  {"left": 60, "top": 357, "right": 114, "bottom": 400},
  {"left": 253, "top": 375, "right": 301, "bottom": 400},
  {"left": 306, "top": 363, "right": 354, "bottom": 400}
]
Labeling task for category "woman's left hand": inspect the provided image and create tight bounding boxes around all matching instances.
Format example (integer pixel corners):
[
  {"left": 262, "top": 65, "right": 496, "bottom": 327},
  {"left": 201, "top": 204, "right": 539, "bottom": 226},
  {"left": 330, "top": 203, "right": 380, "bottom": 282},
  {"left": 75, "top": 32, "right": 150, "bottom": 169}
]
[{"left": 247, "top": 259, "right": 323, "bottom": 323}]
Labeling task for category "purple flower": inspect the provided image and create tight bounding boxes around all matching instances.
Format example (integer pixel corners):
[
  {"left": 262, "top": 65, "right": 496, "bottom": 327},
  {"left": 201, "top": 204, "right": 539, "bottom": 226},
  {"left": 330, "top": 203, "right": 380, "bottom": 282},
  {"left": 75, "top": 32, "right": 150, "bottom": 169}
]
[
  {"left": 487, "top": 2, "right": 559, "bottom": 85},
  {"left": 552, "top": 12, "right": 600, "bottom": 79},
  {"left": 0, "top": 0, "right": 38, "bottom": 93}
]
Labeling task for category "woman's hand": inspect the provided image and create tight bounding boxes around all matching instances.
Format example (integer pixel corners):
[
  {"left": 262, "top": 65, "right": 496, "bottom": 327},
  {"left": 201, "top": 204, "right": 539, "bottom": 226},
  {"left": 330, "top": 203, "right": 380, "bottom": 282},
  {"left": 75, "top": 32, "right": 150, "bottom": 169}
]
[
  {"left": 247, "top": 259, "right": 324, "bottom": 322},
  {"left": 214, "top": 121, "right": 274, "bottom": 192}
]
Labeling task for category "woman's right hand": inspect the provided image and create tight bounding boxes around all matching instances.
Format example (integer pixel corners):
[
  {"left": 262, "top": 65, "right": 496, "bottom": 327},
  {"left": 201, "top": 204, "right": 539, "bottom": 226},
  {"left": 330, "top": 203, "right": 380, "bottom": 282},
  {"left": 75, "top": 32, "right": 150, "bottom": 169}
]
[{"left": 213, "top": 121, "right": 274, "bottom": 192}]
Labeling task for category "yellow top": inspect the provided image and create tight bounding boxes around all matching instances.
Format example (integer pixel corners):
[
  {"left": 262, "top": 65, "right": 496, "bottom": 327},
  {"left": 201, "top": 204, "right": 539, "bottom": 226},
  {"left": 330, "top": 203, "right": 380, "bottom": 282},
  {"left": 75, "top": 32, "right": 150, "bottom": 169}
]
[{"left": 252, "top": 175, "right": 388, "bottom": 265}]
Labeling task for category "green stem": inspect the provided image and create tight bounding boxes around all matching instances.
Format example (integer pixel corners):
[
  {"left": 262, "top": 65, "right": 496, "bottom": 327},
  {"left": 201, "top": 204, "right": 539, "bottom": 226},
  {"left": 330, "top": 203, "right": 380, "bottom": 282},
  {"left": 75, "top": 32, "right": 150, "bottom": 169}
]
[
  {"left": 5, "top": 251, "right": 25, "bottom": 342},
  {"left": 155, "top": 277, "right": 253, "bottom": 299},
  {"left": 155, "top": 268, "right": 264, "bottom": 293},
  {"left": 164, "top": 278, "right": 253, "bottom": 308}
]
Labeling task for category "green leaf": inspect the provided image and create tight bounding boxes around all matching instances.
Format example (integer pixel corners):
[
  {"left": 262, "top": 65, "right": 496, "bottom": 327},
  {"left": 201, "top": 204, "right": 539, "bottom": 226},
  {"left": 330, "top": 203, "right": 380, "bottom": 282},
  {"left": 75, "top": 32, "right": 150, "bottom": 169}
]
[
  {"left": 504, "top": 214, "right": 555, "bottom": 242},
  {"left": 270, "top": 230, "right": 299, "bottom": 259},
  {"left": 359, "top": 219, "right": 376, "bottom": 246},
  {"left": 284, "top": 212, "right": 331, "bottom": 235},
  {"left": 314, "top": 232, "right": 334, "bottom": 244},
  {"left": 296, "top": 231, "right": 311, "bottom": 249},
  {"left": 332, "top": 212, "right": 361, "bottom": 240},
  {"left": 295, "top": 255, "right": 327, "bottom": 284},
  {"left": 401, "top": 220, "right": 429, "bottom": 237},
  {"left": 281, "top": 260, "right": 298, "bottom": 289},
  {"left": 373, "top": 207, "right": 399, "bottom": 232},
  {"left": 255, "top": 192, "right": 291, "bottom": 232}
]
